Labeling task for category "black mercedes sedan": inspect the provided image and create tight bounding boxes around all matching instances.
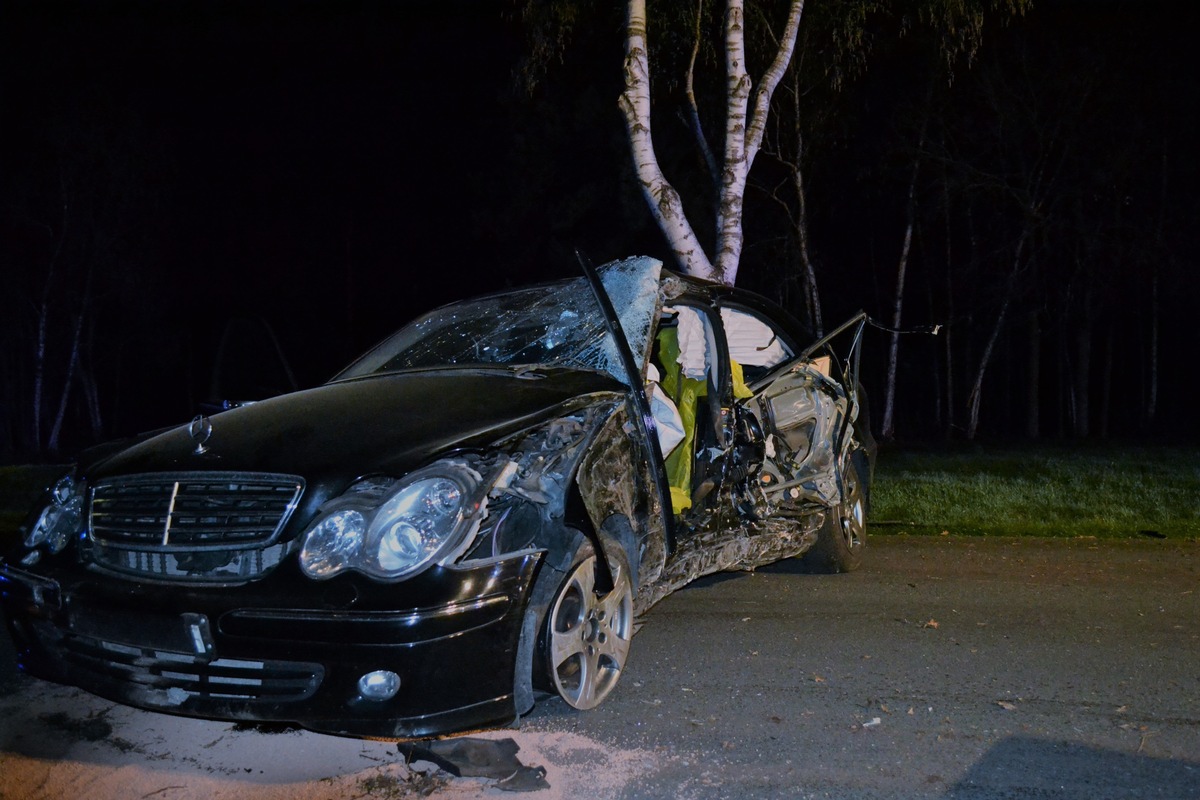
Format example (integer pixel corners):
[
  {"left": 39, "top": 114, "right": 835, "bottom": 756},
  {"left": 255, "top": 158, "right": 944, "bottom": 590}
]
[{"left": 1, "top": 256, "right": 874, "bottom": 739}]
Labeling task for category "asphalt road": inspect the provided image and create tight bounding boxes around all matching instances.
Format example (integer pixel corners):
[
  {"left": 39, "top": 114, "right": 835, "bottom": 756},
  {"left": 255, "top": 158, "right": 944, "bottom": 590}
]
[
  {"left": 519, "top": 535, "right": 1200, "bottom": 799},
  {"left": 1, "top": 536, "right": 1198, "bottom": 799}
]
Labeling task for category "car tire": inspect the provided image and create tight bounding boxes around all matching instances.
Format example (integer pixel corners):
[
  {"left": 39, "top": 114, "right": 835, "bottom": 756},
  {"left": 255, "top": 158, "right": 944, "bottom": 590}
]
[
  {"left": 801, "top": 452, "right": 867, "bottom": 573},
  {"left": 540, "top": 537, "right": 634, "bottom": 710}
]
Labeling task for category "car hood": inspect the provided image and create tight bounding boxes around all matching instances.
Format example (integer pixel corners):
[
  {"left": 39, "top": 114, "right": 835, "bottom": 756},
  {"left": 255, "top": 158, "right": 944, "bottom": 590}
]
[{"left": 85, "top": 367, "right": 624, "bottom": 486}]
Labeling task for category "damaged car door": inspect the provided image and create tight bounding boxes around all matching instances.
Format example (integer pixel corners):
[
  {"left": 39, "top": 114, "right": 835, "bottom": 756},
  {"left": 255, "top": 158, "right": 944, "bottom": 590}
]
[{"left": 724, "top": 307, "right": 872, "bottom": 572}]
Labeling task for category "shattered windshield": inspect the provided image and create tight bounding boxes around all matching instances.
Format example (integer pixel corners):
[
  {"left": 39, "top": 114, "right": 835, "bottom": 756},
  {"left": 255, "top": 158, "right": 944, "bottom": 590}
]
[{"left": 335, "top": 257, "right": 663, "bottom": 386}]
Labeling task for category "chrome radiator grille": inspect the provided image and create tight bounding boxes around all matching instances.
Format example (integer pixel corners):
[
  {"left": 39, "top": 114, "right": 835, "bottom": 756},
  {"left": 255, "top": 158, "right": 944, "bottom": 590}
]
[{"left": 87, "top": 472, "right": 303, "bottom": 581}]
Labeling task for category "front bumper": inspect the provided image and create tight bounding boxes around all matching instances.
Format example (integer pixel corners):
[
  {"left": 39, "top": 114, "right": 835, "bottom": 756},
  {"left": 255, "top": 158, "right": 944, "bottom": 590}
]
[{"left": 0, "top": 552, "right": 542, "bottom": 739}]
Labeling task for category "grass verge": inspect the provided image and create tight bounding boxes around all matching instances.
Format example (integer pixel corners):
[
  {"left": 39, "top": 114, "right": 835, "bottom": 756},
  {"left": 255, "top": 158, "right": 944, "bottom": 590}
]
[{"left": 871, "top": 445, "right": 1200, "bottom": 540}]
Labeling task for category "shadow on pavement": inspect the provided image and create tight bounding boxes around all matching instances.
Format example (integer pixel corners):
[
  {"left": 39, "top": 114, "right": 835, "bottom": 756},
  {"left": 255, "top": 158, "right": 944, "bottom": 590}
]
[{"left": 946, "top": 736, "right": 1200, "bottom": 799}]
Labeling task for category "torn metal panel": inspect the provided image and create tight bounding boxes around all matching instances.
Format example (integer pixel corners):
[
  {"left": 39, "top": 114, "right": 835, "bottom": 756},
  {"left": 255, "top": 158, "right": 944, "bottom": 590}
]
[
  {"left": 463, "top": 402, "right": 618, "bottom": 561},
  {"left": 490, "top": 405, "right": 610, "bottom": 514},
  {"left": 635, "top": 512, "right": 822, "bottom": 613},
  {"left": 575, "top": 405, "right": 667, "bottom": 590},
  {"left": 753, "top": 363, "right": 851, "bottom": 508},
  {"left": 591, "top": 255, "right": 663, "bottom": 385}
]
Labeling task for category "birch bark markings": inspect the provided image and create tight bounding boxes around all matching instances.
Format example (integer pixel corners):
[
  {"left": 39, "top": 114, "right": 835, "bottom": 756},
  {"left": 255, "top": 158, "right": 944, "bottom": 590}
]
[
  {"left": 620, "top": 0, "right": 806, "bottom": 286},
  {"left": 620, "top": 0, "right": 713, "bottom": 280}
]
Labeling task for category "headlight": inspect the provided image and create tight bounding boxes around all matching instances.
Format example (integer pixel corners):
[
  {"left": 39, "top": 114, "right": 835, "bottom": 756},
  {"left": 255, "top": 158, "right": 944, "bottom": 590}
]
[
  {"left": 297, "top": 508, "right": 365, "bottom": 578},
  {"left": 299, "top": 463, "right": 480, "bottom": 581},
  {"left": 25, "top": 474, "right": 85, "bottom": 555}
]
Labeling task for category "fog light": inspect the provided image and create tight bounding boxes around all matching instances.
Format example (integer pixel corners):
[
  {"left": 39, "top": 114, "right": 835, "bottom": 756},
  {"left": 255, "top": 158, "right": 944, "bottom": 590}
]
[{"left": 358, "top": 670, "right": 401, "bottom": 701}]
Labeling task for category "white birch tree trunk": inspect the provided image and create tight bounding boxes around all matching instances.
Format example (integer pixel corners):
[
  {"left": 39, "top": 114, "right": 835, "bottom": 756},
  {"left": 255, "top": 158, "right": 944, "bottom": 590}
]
[
  {"left": 48, "top": 261, "right": 94, "bottom": 454},
  {"left": 965, "top": 292, "right": 1010, "bottom": 441},
  {"left": 713, "top": 0, "right": 803, "bottom": 286},
  {"left": 620, "top": 0, "right": 713, "bottom": 279},
  {"left": 620, "top": 0, "right": 805, "bottom": 286},
  {"left": 880, "top": 83, "right": 933, "bottom": 441},
  {"left": 1146, "top": 266, "right": 1158, "bottom": 426},
  {"left": 1025, "top": 310, "right": 1040, "bottom": 439},
  {"left": 48, "top": 308, "right": 85, "bottom": 454},
  {"left": 33, "top": 191, "right": 70, "bottom": 454}
]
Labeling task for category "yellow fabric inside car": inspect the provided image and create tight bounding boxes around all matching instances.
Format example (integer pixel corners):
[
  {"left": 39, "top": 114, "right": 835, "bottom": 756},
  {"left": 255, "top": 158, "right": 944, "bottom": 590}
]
[
  {"left": 730, "top": 360, "right": 753, "bottom": 399},
  {"left": 657, "top": 327, "right": 702, "bottom": 513},
  {"left": 655, "top": 326, "right": 755, "bottom": 515}
]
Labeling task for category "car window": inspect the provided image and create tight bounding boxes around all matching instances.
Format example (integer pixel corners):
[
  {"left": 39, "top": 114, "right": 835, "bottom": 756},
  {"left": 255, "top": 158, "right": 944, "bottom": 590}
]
[{"left": 718, "top": 306, "right": 793, "bottom": 383}]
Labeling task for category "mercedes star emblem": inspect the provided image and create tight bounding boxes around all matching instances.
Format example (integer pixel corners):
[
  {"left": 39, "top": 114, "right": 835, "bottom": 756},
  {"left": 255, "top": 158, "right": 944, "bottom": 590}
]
[{"left": 188, "top": 414, "right": 213, "bottom": 455}]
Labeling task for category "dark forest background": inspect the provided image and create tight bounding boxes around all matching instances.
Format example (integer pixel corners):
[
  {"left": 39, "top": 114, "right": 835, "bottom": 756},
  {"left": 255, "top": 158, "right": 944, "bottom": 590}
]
[{"left": 2, "top": 0, "right": 1197, "bottom": 461}]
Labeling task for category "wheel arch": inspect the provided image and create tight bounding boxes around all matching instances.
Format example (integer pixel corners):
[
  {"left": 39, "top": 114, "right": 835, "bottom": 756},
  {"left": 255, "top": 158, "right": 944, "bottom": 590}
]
[{"left": 512, "top": 403, "right": 659, "bottom": 715}]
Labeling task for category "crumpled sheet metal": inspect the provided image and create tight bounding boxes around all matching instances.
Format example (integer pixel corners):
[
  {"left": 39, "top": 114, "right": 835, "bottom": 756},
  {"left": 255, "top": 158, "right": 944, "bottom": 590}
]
[
  {"left": 576, "top": 407, "right": 667, "bottom": 589},
  {"left": 489, "top": 404, "right": 612, "bottom": 514},
  {"left": 755, "top": 365, "right": 850, "bottom": 508},
  {"left": 573, "top": 391, "right": 851, "bottom": 615},
  {"left": 593, "top": 255, "right": 663, "bottom": 384},
  {"left": 634, "top": 511, "right": 821, "bottom": 613}
]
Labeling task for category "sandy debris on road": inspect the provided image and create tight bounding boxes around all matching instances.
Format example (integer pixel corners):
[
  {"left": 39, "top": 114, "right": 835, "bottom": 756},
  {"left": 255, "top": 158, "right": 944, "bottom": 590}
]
[{"left": 0, "top": 678, "right": 657, "bottom": 800}]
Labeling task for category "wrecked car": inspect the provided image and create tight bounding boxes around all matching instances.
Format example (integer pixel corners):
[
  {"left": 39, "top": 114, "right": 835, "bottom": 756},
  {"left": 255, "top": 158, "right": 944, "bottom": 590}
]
[{"left": 0, "top": 256, "right": 874, "bottom": 739}]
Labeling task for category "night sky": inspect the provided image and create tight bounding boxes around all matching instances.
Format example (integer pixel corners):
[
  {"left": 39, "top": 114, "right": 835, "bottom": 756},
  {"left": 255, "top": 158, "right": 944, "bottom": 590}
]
[
  {"left": 3, "top": 1, "right": 632, "bottom": 439},
  {"left": 5, "top": 1, "right": 547, "bottom": 357},
  {"left": 2, "top": 0, "right": 1197, "bottom": 454}
]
